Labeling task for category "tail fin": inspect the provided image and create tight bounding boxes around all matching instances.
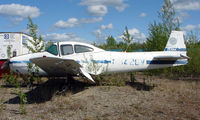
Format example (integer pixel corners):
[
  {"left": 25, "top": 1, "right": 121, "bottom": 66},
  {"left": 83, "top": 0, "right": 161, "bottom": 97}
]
[
  {"left": 154, "top": 31, "right": 189, "bottom": 61},
  {"left": 164, "top": 31, "right": 186, "bottom": 52}
]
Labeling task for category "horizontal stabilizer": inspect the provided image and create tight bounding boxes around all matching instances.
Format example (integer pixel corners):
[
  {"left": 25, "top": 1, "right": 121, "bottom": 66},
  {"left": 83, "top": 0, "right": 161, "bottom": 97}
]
[
  {"left": 180, "top": 54, "right": 190, "bottom": 59},
  {"left": 154, "top": 54, "right": 189, "bottom": 60}
]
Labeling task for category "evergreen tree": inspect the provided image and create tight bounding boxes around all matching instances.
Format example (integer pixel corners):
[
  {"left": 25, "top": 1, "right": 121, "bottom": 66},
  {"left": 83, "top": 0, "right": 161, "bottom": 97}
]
[
  {"left": 25, "top": 17, "right": 45, "bottom": 85},
  {"left": 122, "top": 26, "right": 134, "bottom": 51},
  {"left": 26, "top": 16, "right": 45, "bottom": 53},
  {"left": 184, "top": 31, "right": 200, "bottom": 76},
  {"left": 106, "top": 35, "right": 117, "bottom": 49},
  {"left": 146, "top": 0, "right": 180, "bottom": 51}
]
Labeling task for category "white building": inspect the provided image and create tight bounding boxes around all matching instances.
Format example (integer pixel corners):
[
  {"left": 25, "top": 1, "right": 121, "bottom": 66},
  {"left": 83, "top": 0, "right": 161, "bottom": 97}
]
[{"left": 0, "top": 32, "right": 34, "bottom": 60}]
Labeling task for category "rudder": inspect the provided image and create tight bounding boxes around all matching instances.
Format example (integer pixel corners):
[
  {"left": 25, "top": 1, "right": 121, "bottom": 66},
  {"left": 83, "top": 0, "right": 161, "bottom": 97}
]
[{"left": 164, "top": 31, "right": 186, "bottom": 52}]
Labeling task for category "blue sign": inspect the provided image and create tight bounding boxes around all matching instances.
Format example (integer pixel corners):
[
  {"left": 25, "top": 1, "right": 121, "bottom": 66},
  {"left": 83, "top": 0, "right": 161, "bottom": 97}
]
[{"left": 4, "top": 34, "right": 9, "bottom": 39}]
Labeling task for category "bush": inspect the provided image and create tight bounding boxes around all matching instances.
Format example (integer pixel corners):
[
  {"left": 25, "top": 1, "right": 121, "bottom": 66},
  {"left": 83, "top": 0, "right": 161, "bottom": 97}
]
[
  {"left": 94, "top": 73, "right": 127, "bottom": 86},
  {"left": 2, "top": 70, "right": 18, "bottom": 86}
]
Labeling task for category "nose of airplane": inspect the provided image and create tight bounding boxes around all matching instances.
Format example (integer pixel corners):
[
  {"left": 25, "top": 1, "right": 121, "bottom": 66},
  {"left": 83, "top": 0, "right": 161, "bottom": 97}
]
[
  {"left": 0, "top": 56, "right": 21, "bottom": 71},
  {"left": 9, "top": 54, "right": 31, "bottom": 73},
  {"left": 9, "top": 56, "right": 21, "bottom": 73}
]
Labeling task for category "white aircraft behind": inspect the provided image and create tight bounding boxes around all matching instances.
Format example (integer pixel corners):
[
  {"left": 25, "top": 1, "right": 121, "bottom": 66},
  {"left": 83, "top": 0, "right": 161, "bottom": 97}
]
[{"left": 7, "top": 31, "right": 189, "bottom": 83}]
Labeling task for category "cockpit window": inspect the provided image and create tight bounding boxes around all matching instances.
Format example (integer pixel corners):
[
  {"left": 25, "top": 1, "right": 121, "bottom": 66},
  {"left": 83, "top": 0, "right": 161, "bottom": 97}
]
[
  {"left": 61, "top": 44, "right": 73, "bottom": 55},
  {"left": 46, "top": 45, "right": 58, "bottom": 55},
  {"left": 75, "top": 45, "right": 94, "bottom": 53}
]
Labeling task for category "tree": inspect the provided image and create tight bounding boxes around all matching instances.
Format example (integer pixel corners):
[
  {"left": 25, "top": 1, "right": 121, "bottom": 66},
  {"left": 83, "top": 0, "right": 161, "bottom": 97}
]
[
  {"left": 159, "top": 0, "right": 180, "bottom": 34},
  {"left": 25, "top": 17, "right": 45, "bottom": 85},
  {"left": 146, "top": 0, "right": 180, "bottom": 51},
  {"left": 122, "top": 26, "right": 134, "bottom": 51},
  {"left": 26, "top": 16, "right": 45, "bottom": 53},
  {"left": 187, "top": 31, "right": 199, "bottom": 44},
  {"left": 146, "top": 22, "right": 168, "bottom": 51},
  {"left": 184, "top": 31, "right": 200, "bottom": 76},
  {"left": 106, "top": 35, "right": 117, "bottom": 49}
]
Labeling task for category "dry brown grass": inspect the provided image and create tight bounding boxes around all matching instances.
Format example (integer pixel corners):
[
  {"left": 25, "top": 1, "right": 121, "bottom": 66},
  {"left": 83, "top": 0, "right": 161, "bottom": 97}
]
[{"left": 0, "top": 74, "right": 199, "bottom": 120}]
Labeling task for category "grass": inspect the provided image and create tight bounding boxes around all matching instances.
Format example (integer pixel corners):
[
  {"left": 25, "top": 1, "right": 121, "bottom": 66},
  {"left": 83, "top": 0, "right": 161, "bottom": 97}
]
[
  {"left": 0, "top": 98, "right": 5, "bottom": 112},
  {"left": 0, "top": 73, "right": 199, "bottom": 119}
]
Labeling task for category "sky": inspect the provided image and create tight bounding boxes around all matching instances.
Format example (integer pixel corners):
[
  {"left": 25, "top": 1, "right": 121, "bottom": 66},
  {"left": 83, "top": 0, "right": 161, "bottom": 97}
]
[{"left": 0, "top": 0, "right": 200, "bottom": 44}]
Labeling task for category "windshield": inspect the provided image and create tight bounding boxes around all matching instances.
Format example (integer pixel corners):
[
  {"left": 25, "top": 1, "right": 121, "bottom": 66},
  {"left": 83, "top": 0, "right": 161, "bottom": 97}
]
[{"left": 46, "top": 45, "right": 58, "bottom": 55}]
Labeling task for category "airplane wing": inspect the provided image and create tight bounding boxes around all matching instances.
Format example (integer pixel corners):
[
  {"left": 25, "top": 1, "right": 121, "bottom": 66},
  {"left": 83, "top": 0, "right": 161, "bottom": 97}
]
[
  {"left": 154, "top": 54, "right": 189, "bottom": 60},
  {"left": 30, "top": 57, "right": 95, "bottom": 83}
]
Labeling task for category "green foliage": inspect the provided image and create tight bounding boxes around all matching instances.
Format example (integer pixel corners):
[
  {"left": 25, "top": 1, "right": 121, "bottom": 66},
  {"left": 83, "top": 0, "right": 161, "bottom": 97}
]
[
  {"left": 17, "top": 89, "right": 27, "bottom": 115},
  {"left": 18, "top": 91, "right": 27, "bottom": 105},
  {"left": 95, "top": 73, "right": 126, "bottom": 86},
  {"left": 106, "top": 36, "right": 117, "bottom": 49},
  {"left": 84, "top": 55, "right": 102, "bottom": 75},
  {"left": 98, "top": 36, "right": 118, "bottom": 50},
  {"left": 182, "top": 32, "right": 200, "bottom": 77},
  {"left": 145, "top": 0, "right": 180, "bottom": 51},
  {"left": 159, "top": 0, "right": 180, "bottom": 34},
  {"left": 7, "top": 46, "right": 11, "bottom": 59},
  {"left": 98, "top": 30, "right": 145, "bottom": 52},
  {"left": 2, "top": 45, "right": 19, "bottom": 86},
  {"left": 2, "top": 70, "right": 18, "bottom": 86},
  {"left": 26, "top": 16, "right": 45, "bottom": 53},
  {"left": 145, "top": 22, "right": 168, "bottom": 51},
  {"left": 25, "top": 63, "right": 41, "bottom": 86},
  {"left": 13, "top": 83, "right": 28, "bottom": 115},
  {"left": 123, "top": 26, "right": 133, "bottom": 44},
  {"left": 0, "top": 98, "right": 5, "bottom": 112},
  {"left": 26, "top": 16, "right": 44, "bottom": 85},
  {"left": 122, "top": 26, "right": 134, "bottom": 51}
]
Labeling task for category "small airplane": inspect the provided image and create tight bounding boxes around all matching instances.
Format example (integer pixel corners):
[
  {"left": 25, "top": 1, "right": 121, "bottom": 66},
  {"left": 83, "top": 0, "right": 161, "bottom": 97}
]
[{"left": 5, "top": 31, "right": 189, "bottom": 83}]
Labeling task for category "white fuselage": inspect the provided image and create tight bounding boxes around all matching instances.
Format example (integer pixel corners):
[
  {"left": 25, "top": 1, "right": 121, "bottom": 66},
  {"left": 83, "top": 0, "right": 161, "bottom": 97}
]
[{"left": 9, "top": 50, "right": 187, "bottom": 76}]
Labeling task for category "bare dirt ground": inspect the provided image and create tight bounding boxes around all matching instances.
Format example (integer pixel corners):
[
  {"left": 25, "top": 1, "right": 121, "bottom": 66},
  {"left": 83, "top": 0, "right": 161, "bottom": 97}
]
[{"left": 0, "top": 74, "right": 200, "bottom": 120}]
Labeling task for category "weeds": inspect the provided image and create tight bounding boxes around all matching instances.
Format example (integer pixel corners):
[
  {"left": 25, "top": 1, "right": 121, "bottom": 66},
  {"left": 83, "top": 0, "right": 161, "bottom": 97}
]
[
  {"left": 94, "top": 73, "right": 126, "bottom": 86},
  {"left": 11, "top": 82, "right": 28, "bottom": 115},
  {"left": 38, "top": 114, "right": 45, "bottom": 119},
  {"left": 15, "top": 87, "right": 27, "bottom": 115},
  {"left": 130, "top": 72, "right": 136, "bottom": 83},
  {"left": 0, "top": 98, "right": 5, "bottom": 112},
  {"left": 18, "top": 91, "right": 27, "bottom": 115},
  {"left": 2, "top": 70, "right": 18, "bottom": 86}
]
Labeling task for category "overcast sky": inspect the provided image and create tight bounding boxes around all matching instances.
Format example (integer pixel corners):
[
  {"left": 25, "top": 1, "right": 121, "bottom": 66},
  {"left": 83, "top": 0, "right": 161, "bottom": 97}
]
[{"left": 0, "top": 0, "right": 199, "bottom": 43}]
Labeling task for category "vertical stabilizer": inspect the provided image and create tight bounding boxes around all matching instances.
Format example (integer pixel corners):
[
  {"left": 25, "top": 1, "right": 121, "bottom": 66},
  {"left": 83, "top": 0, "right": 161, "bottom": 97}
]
[{"left": 165, "top": 31, "right": 186, "bottom": 52}]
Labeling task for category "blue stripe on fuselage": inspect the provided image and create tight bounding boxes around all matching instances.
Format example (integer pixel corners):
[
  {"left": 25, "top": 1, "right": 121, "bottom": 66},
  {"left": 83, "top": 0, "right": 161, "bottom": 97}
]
[
  {"left": 92, "top": 60, "right": 111, "bottom": 64},
  {"left": 146, "top": 60, "right": 187, "bottom": 65},
  {"left": 76, "top": 60, "right": 111, "bottom": 64},
  {"left": 9, "top": 61, "right": 30, "bottom": 64},
  {"left": 10, "top": 60, "right": 111, "bottom": 64}
]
